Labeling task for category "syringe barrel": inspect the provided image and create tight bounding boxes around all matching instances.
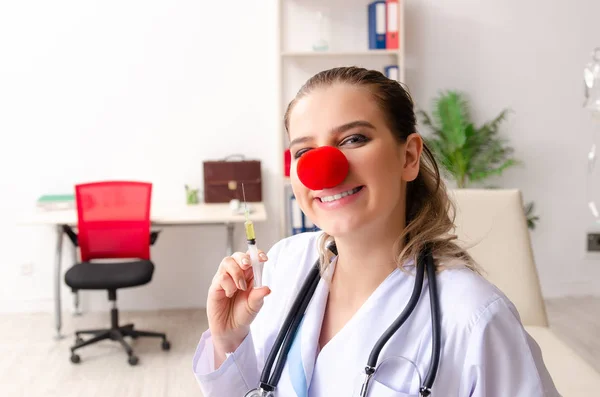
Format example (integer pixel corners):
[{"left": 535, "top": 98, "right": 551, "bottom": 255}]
[
  {"left": 247, "top": 243, "right": 263, "bottom": 288},
  {"left": 245, "top": 220, "right": 256, "bottom": 241}
]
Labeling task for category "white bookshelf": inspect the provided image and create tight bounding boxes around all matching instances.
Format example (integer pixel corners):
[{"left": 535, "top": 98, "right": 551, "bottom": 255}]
[
  {"left": 276, "top": 0, "right": 406, "bottom": 239},
  {"left": 281, "top": 49, "right": 400, "bottom": 57}
]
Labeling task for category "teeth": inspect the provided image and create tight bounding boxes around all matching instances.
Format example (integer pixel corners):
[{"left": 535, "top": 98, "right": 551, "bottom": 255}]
[{"left": 321, "top": 187, "right": 361, "bottom": 203}]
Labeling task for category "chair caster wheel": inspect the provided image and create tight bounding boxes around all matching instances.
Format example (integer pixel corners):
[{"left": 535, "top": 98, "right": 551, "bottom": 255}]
[
  {"left": 162, "top": 340, "right": 171, "bottom": 351},
  {"left": 70, "top": 354, "right": 81, "bottom": 364},
  {"left": 128, "top": 355, "right": 139, "bottom": 366}
]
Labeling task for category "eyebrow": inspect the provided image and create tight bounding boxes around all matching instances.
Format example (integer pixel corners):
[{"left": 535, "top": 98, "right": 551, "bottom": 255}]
[{"left": 288, "top": 120, "right": 375, "bottom": 148}]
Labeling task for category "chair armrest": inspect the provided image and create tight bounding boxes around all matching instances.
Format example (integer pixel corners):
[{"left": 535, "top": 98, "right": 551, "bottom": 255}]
[
  {"left": 150, "top": 230, "right": 161, "bottom": 245},
  {"left": 62, "top": 225, "right": 78, "bottom": 247},
  {"left": 525, "top": 326, "right": 600, "bottom": 394},
  {"left": 63, "top": 225, "right": 161, "bottom": 247}
]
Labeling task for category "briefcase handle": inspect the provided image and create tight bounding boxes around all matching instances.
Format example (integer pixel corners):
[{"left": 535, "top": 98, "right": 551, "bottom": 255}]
[{"left": 223, "top": 154, "right": 246, "bottom": 161}]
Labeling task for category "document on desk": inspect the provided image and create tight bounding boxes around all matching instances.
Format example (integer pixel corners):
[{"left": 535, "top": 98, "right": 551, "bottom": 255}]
[{"left": 36, "top": 194, "right": 75, "bottom": 211}]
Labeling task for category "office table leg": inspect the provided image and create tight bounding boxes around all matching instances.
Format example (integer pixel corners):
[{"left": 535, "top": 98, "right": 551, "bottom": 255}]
[
  {"left": 226, "top": 223, "right": 234, "bottom": 257},
  {"left": 54, "top": 225, "right": 65, "bottom": 340}
]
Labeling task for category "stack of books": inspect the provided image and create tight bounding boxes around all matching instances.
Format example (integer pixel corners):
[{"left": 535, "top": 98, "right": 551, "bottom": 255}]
[
  {"left": 369, "top": 0, "right": 400, "bottom": 81},
  {"left": 368, "top": 0, "right": 399, "bottom": 50}
]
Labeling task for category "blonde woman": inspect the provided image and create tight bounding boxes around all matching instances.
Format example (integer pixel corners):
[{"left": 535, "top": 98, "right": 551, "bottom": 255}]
[{"left": 193, "top": 67, "right": 559, "bottom": 397}]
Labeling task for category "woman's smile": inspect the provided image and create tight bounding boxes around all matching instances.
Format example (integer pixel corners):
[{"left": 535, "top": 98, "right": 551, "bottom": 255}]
[{"left": 314, "top": 185, "right": 365, "bottom": 210}]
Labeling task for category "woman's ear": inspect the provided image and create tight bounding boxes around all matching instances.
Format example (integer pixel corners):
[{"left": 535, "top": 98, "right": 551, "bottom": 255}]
[{"left": 401, "top": 133, "right": 423, "bottom": 182}]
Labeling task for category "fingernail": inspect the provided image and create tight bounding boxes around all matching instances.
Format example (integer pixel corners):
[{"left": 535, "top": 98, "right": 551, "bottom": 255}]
[
  {"left": 239, "top": 279, "right": 247, "bottom": 291},
  {"left": 259, "top": 252, "right": 267, "bottom": 260},
  {"left": 242, "top": 257, "right": 250, "bottom": 266}
]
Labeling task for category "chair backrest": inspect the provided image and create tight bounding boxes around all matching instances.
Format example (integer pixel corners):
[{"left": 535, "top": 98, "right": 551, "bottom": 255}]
[
  {"left": 449, "top": 189, "right": 549, "bottom": 327},
  {"left": 75, "top": 181, "right": 152, "bottom": 262}
]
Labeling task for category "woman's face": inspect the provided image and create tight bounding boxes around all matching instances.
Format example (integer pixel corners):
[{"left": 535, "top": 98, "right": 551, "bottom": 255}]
[{"left": 287, "top": 83, "right": 422, "bottom": 238}]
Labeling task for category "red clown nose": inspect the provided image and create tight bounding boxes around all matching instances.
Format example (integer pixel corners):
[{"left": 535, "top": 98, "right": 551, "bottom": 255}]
[{"left": 296, "top": 146, "right": 349, "bottom": 190}]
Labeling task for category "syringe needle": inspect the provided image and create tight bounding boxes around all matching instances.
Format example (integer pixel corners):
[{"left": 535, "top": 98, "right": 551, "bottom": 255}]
[{"left": 242, "top": 183, "right": 249, "bottom": 219}]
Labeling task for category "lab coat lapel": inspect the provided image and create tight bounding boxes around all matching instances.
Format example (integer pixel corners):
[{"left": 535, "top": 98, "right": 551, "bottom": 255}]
[
  {"left": 306, "top": 264, "right": 412, "bottom": 396},
  {"left": 298, "top": 258, "right": 336, "bottom": 389}
]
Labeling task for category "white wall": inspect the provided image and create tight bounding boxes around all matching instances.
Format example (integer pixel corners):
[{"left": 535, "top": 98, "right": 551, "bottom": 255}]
[
  {"left": 405, "top": 0, "right": 600, "bottom": 298},
  {"left": 0, "top": 0, "right": 280, "bottom": 313},
  {"left": 1, "top": 0, "right": 599, "bottom": 315}
]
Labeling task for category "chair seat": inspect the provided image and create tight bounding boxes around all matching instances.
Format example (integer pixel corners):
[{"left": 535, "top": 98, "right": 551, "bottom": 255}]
[{"left": 65, "top": 260, "right": 155, "bottom": 290}]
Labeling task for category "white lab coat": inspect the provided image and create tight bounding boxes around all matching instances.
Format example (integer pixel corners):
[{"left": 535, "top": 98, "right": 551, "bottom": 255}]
[{"left": 192, "top": 232, "right": 560, "bottom": 397}]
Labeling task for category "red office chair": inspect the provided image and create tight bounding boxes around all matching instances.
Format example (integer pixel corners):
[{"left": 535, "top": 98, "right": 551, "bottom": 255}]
[{"left": 64, "top": 181, "right": 170, "bottom": 365}]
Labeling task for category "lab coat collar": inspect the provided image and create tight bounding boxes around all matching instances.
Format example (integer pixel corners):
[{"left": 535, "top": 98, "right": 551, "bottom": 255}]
[
  {"left": 297, "top": 256, "right": 337, "bottom": 389},
  {"left": 290, "top": 255, "right": 413, "bottom": 396},
  {"left": 297, "top": 257, "right": 407, "bottom": 390}
]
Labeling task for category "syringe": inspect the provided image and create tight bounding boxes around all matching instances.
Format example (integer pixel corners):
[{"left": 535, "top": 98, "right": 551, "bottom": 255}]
[{"left": 242, "top": 184, "right": 263, "bottom": 288}]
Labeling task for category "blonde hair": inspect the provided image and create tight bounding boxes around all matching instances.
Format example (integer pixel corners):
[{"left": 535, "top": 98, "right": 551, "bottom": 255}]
[{"left": 284, "top": 66, "right": 479, "bottom": 275}]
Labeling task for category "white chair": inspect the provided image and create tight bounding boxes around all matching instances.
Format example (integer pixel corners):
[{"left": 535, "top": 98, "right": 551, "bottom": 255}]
[{"left": 449, "top": 189, "right": 600, "bottom": 397}]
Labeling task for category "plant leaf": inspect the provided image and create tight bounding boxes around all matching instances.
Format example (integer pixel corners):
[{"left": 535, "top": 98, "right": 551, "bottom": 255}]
[
  {"left": 524, "top": 200, "right": 540, "bottom": 230},
  {"left": 418, "top": 106, "right": 462, "bottom": 185},
  {"left": 432, "top": 91, "right": 469, "bottom": 152},
  {"left": 470, "top": 159, "right": 519, "bottom": 182},
  {"left": 466, "top": 109, "right": 518, "bottom": 183},
  {"left": 418, "top": 93, "right": 517, "bottom": 188}
]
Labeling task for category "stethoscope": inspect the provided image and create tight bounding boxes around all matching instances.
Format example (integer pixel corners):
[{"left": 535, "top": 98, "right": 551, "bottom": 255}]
[{"left": 244, "top": 242, "right": 442, "bottom": 397}]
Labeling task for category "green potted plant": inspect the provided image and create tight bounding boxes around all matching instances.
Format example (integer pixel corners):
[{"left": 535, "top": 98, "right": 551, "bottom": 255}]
[{"left": 417, "top": 90, "right": 539, "bottom": 230}]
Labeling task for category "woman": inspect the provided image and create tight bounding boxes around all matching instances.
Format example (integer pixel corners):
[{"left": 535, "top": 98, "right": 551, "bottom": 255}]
[{"left": 192, "top": 67, "right": 559, "bottom": 396}]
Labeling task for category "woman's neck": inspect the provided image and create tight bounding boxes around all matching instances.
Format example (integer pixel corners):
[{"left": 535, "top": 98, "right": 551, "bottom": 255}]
[
  {"left": 330, "top": 228, "right": 402, "bottom": 305},
  {"left": 327, "top": 191, "right": 408, "bottom": 304}
]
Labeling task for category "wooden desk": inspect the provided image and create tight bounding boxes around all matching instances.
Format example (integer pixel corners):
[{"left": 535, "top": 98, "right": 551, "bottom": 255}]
[{"left": 20, "top": 202, "right": 267, "bottom": 339}]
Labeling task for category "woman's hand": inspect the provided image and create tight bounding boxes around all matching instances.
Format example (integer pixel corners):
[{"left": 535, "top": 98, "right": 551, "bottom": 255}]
[{"left": 207, "top": 249, "right": 271, "bottom": 368}]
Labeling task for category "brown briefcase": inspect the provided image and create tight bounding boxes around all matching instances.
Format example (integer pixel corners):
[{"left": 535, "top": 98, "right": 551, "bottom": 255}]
[{"left": 203, "top": 155, "right": 262, "bottom": 203}]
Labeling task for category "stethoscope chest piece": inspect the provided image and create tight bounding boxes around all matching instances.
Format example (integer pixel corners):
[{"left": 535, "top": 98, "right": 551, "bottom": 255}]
[{"left": 244, "top": 387, "right": 273, "bottom": 397}]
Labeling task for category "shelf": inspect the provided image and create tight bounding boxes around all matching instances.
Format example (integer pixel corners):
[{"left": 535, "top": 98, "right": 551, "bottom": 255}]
[
  {"left": 277, "top": 0, "right": 406, "bottom": 239},
  {"left": 282, "top": 49, "right": 399, "bottom": 57}
]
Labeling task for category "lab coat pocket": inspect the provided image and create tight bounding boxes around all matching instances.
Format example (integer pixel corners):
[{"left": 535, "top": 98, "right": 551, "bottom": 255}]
[{"left": 366, "top": 380, "right": 419, "bottom": 397}]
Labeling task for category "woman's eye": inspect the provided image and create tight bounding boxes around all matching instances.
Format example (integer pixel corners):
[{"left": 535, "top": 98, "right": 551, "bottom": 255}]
[
  {"left": 292, "top": 135, "right": 367, "bottom": 159},
  {"left": 340, "top": 134, "right": 368, "bottom": 146},
  {"left": 293, "top": 149, "right": 309, "bottom": 159}
]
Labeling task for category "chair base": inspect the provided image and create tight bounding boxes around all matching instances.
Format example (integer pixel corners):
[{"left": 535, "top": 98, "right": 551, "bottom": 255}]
[{"left": 70, "top": 307, "right": 170, "bottom": 365}]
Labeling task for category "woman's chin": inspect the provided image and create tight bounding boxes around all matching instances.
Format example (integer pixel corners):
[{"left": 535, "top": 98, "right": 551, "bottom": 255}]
[{"left": 319, "top": 222, "right": 363, "bottom": 239}]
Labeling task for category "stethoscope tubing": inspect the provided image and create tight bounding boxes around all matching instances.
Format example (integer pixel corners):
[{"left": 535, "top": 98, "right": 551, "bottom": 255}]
[
  {"left": 361, "top": 244, "right": 441, "bottom": 397},
  {"left": 259, "top": 262, "right": 322, "bottom": 391},
  {"left": 269, "top": 264, "right": 321, "bottom": 386},
  {"left": 255, "top": 243, "right": 442, "bottom": 396},
  {"left": 366, "top": 247, "right": 428, "bottom": 369},
  {"left": 422, "top": 246, "right": 441, "bottom": 394}
]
